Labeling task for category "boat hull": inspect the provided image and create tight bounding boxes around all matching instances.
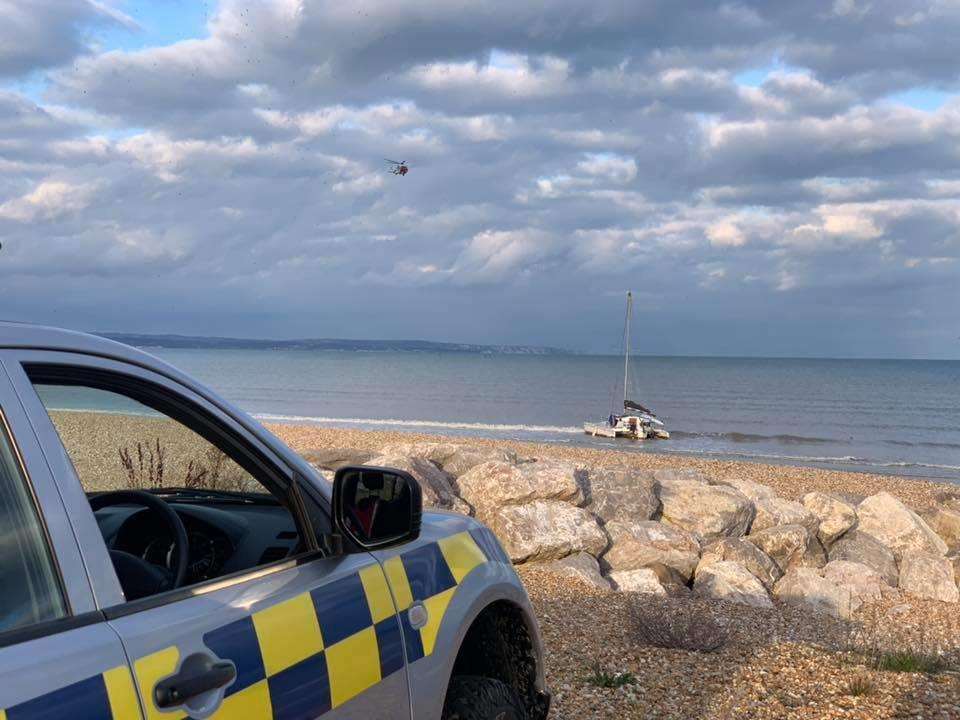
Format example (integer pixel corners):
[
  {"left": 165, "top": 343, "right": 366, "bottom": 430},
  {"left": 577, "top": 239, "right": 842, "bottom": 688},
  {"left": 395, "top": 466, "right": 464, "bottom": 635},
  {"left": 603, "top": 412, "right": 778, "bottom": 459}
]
[{"left": 583, "top": 422, "right": 646, "bottom": 440}]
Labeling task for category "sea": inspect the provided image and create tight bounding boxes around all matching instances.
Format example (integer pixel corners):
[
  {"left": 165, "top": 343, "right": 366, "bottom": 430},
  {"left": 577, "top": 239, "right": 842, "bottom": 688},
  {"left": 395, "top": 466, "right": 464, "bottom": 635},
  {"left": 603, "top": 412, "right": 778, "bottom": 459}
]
[{"left": 105, "top": 349, "right": 960, "bottom": 484}]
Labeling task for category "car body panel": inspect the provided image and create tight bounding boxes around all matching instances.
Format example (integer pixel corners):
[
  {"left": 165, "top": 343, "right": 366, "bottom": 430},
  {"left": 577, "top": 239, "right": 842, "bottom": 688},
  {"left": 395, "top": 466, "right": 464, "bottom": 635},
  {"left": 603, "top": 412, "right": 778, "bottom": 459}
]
[
  {"left": 374, "top": 511, "right": 547, "bottom": 720},
  {"left": 0, "top": 624, "right": 143, "bottom": 719}
]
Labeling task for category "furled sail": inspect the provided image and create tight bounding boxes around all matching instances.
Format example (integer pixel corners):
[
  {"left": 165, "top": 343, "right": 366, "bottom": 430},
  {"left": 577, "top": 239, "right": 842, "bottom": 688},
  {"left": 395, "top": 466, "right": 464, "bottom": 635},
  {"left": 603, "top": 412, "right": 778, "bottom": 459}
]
[{"left": 624, "top": 399, "right": 656, "bottom": 416}]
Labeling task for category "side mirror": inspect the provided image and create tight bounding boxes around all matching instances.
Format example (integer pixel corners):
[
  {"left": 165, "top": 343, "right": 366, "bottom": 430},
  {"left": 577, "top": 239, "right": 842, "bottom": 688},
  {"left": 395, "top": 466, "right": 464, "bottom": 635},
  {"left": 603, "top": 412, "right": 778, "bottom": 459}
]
[{"left": 332, "top": 466, "right": 422, "bottom": 550}]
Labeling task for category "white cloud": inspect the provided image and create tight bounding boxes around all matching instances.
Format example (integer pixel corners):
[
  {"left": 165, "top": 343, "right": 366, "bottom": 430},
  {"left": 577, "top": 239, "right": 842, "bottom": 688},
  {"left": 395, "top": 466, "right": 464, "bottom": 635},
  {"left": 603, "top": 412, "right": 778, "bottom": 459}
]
[{"left": 0, "top": 180, "right": 99, "bottom": 222}]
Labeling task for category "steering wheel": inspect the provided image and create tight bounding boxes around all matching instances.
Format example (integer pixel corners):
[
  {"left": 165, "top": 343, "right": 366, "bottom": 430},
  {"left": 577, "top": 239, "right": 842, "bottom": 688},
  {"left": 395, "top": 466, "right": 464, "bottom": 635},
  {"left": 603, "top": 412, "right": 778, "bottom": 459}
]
[{"left": 90, "top": 490, "right": 190, "bottom": 600}]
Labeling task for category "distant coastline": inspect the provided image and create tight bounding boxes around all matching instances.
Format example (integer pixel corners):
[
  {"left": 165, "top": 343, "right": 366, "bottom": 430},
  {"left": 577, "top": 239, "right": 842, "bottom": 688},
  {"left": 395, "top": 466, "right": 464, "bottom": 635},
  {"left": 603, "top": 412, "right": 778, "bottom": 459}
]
[{"left": 98, "top": 332, "right": 572, "bottom": 355}]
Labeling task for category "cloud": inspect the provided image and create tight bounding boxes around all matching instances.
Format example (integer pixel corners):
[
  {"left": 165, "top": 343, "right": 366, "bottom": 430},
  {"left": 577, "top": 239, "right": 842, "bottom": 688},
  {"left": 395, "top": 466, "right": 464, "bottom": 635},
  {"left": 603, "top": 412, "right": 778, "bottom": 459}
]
[
  {"left": 0, "top": 179, "right": 99, "bottom": 222},
  {"left": 0, "top": 0, "right": 958, "bottom": 356},
  {"left": 0, "top": 0, "right": 134, "bottom": 78}
]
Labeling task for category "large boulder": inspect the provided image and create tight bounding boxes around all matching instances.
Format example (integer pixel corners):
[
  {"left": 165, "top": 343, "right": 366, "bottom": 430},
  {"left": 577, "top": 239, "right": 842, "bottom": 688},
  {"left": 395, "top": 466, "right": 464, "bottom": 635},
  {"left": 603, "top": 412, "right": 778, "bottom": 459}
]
[
  {"left": 653, "top": 468, "right": 711, "bottom": 484},
  {"left": 538, "top": 552, "right": 611, "bottom": 592},
  {"left": 693, "top": 561, "right": 773, "bottom": 608},
  {"left": 698, "top": 537, "right": 782, "bottom": 592},
  {"left": 657, "top": 479, "right": 755, "bottom": 542},
  {"left": 301, "top": 447, "right": 375, "bottom": 472},
  {"left": 856, "top": 492, "right": 947, "bottom": 558},
  {"left": 365, "top": 454, "right": 468, "bottom": 514},
  {"left": 828, "top": 530, "right": 899, "bottom": 587},
  {"left": 713, "top": 477, "right": 777, "bottom": 504},
  {"left": 376, "top": 441, "right": 516, "bottom": 477},
  {"left": 822, "top": 560, "right": 887, "bottom": 606},
  {"left": 607, "top": 568, "right": 668, "bottom": 595},
  {"left": 747, "top": 524, "right": 826, "bottom": 574},
  {"left": 802, "top": 492, "right": 857, "bottom": 546},
  {"left": 457, "top": 460, "right": 582, "bottom": 514},
  {"left": 774, "top": 568, "right": 855, "bottom": 618},
  {"left": 587, "top": 469, "right": 659, "bottom": 524},
  {"left": 921, "top": 506, "right": 960, "bottom": 553},
  {"left": 485, "top": 500, "right": 606, "bottom": 563},
  {"left": 603, "top": 520, "right": 701, "bottom": 581},
  {"left": 751, "top": 497, "right": 819, "bottom": 535},
  {"left": 898, "top": 551, "right": 959, "bottom": 603}
]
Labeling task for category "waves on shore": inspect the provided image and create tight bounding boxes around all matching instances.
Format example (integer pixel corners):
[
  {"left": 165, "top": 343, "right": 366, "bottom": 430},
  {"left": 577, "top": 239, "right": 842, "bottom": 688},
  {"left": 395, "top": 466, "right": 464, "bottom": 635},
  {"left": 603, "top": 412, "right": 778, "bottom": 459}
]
[
  {"left": 256, "top": 413, "right": 584, "bottom": 435},
  {"left": 256, "top": 412, "right": 960, "bottom": 477}
]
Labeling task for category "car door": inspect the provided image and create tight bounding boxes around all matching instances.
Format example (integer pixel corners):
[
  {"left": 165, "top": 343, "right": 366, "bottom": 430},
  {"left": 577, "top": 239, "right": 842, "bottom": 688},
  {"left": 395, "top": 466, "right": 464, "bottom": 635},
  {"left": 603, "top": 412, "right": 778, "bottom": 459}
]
[
  {"left": 0, "top": 355, "right": 143, "bottom": 720},
  {"left": 5, "top": 350, "right": 412, "bottom": 720}
]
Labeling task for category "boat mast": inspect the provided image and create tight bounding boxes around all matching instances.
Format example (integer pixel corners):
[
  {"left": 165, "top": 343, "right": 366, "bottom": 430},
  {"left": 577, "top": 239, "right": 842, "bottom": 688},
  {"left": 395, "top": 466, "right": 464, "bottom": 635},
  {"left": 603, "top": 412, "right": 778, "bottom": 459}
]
[{"left": 623, "top": 291, "right": 632, "bottom": 407}]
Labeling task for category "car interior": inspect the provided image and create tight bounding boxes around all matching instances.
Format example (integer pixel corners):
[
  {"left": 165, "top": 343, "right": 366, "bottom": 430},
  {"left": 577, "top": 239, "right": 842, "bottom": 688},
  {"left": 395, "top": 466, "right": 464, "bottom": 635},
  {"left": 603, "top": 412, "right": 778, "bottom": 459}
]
[{"left": 28, "top": 371, "right": 308, "bottom": 602}]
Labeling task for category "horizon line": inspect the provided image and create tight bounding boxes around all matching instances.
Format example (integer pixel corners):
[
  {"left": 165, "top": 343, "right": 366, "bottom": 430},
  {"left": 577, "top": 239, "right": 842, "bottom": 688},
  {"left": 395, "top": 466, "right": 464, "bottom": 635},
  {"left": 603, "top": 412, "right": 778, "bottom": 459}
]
[{"left": 97, "top": 331, "right": 959, "bottom": 363}]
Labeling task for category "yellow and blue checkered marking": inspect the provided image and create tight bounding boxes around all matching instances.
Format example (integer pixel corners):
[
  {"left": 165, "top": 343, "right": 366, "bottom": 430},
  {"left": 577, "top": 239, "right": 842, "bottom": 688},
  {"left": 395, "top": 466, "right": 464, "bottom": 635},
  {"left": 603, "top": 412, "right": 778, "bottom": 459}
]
[
  {"left": 1, "top": 528, "right": 510, "bottom": 720},
  {"left": 2, "top": 665, "right": 138, "bottom": 720},
  {"left": 383, "top": 528, "right": 506, "bottom": 662}
]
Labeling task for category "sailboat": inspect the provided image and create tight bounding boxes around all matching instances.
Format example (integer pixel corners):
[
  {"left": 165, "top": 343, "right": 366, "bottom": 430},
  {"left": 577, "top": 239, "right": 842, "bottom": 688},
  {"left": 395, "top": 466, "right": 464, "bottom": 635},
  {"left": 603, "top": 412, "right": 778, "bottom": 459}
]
[{"left": 583, "top": 291, "right": 670, "bottom": 440}]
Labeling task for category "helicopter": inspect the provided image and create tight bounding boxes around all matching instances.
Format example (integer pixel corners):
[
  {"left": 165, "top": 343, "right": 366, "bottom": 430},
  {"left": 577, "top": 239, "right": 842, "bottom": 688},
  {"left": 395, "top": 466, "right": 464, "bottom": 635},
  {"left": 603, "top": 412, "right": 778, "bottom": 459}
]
[{"left": 385, "top": 158, "right": 409, "bottom": 176}]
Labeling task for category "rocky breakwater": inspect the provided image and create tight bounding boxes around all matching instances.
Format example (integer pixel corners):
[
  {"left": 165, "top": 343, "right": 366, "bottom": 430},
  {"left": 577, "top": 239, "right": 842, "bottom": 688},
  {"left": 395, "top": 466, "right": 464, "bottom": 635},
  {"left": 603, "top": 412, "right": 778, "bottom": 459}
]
[{"left": 304, "top": 441, "right": 960, "bottom": 617}]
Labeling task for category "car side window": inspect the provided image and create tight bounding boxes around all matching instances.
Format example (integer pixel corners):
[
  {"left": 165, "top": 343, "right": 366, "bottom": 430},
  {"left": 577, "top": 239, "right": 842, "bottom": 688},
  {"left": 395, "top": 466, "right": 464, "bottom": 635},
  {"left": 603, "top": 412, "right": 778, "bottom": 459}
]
[
  {"left": 0, "top": 413, "right": 66, "bottom": 634},
  {"left": 33, "top": 384, "right": 261, "bottom": 495},
  {"left": 29, "top": 378, "right": 307, "bottom": 601}
]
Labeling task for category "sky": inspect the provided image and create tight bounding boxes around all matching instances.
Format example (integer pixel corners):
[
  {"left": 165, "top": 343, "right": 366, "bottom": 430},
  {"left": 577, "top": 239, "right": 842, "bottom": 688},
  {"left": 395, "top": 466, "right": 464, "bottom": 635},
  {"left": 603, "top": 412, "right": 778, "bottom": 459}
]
[{"left": 0, "top": 1, "right": 958, "bottom": 358}]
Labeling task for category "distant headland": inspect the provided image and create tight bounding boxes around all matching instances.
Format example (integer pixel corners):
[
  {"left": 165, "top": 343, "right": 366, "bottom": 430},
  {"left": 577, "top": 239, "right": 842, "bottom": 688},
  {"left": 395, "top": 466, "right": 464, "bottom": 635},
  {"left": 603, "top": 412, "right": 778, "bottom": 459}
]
[{"left": 99, "top": 333, "right": 572, "bottom": 356}]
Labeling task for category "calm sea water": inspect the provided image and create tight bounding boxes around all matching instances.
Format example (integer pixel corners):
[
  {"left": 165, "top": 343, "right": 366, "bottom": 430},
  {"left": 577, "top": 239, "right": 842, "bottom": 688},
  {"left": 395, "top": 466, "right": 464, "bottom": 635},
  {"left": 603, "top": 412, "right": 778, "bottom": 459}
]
[{"left": 96, "top": 349, "right": 960, "bottom": 483}]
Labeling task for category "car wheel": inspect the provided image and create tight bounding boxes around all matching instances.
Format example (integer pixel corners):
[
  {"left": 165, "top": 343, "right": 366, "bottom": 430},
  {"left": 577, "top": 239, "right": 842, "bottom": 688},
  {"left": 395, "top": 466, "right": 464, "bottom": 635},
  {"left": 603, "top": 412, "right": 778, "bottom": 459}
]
[{"left": 442, "top": 675, "right": 527, "bottom": 720}]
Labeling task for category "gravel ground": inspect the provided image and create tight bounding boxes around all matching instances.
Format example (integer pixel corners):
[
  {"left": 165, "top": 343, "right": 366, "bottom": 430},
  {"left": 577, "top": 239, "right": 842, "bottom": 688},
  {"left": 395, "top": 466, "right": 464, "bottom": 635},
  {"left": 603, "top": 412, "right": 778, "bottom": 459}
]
[{"left": 519, "top": 566, "right": 960, "bottom": 719}]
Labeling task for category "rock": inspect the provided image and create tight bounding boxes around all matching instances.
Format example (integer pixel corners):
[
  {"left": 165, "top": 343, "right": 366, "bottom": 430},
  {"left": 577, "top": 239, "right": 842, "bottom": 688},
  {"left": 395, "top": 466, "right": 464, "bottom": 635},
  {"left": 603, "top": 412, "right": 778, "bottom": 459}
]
[
  {"left": 603, "top": 520, "right": 701, "bottom": 581},
  {"left": 828, "top": 530, "right": 899, "bottom": 587},
  {"left": 657, "top": 479, "right": 755, "bottom": 542},
  {"left": 856, "top": 491, "right": 947, "bottom": 558},
  {"left": 485, "top": 500, "right": 607, "bottom": 563},
  {"left": 822, "top": 560, "right": 886, "bottom": 606},
  {"left": 698, "top": 538, "right": 782, "bottom": 592},
  {"left": 643, "top": 562, "right": 692, "bottom": 597},
  {"left": 774, "top": 568, "right": 855, "bottom": 618},
  {"left": 653, "top": 468, "right": 710, "bottom": 484},
  {"left": 898, "top": 551, "right": 959, "bottom": 603},
  {"left": 747, "top": 524, "right": 826, "bottom": 574},
  {"left": 376, "top": 441, "right": 516, "bottom": 477},
  {"left": 713, "top": 477, "right": 777, "bottom": 504},
  {"left": 751, "top": 497, "right": 819, "bottom": 535},
  {"left": 949, "top": 553, "right": 960, "bottom": 581},
  {"left": 538, "top": 552, "right": 611, "bottom": 591},
  {"left": 457, "top": 460, "right": 582, "bottom": 515},
  {"left": 802, "top": 492, "right": 857, "bottom": 546},
  {"left": 693, "top": 561, "right": 773, "bottom": 608},
  {"left": 607, "top": 568, "right": 668, "bottom": 595},
  {"left": 921, "top": 506, "right": 960, "bottom": 553},
  {"left": 366, "top": 454, "right": 468, "bottom": 514},
  {"left": 587, "top": 468, "right": 660, "bottom": 524},
  {"left": 301, "top": 447, "right": 374, "bottom": 471}
]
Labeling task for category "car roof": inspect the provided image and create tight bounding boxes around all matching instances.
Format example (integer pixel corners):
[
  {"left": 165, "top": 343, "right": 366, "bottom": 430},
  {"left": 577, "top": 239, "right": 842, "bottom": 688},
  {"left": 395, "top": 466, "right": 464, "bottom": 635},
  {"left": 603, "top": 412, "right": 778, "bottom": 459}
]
[{"left": 0, "top": 321, "right": 159, "bottom": 366}]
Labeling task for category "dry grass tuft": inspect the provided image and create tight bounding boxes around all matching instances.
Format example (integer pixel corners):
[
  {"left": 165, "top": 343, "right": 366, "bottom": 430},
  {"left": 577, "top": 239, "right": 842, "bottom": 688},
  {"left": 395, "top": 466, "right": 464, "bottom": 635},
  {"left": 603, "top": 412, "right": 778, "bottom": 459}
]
[{"left": 633, "top": 601, "right": 727, "bottom": 653}]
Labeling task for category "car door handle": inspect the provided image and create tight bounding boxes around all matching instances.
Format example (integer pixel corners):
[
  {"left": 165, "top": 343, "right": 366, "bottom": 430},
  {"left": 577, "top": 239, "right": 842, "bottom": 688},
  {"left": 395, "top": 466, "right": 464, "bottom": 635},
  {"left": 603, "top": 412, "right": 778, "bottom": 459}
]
[{"left": 154, "top": 658, "right": 237, "bottom": 708}]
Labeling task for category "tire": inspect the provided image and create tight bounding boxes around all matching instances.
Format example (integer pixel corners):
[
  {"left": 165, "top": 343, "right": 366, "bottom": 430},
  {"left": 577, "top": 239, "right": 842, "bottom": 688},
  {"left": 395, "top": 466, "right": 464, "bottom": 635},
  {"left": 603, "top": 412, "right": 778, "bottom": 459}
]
[{"left": 442, "top": 675, "right": 528, "bottom": 720}]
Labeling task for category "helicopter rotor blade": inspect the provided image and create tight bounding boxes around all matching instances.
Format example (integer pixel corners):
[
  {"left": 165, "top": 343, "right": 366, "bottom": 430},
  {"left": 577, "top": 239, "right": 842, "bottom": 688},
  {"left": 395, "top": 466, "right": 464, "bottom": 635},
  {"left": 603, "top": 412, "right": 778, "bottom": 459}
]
[{"left": 384, "top": 158, "right": 403, "bottom": 165}]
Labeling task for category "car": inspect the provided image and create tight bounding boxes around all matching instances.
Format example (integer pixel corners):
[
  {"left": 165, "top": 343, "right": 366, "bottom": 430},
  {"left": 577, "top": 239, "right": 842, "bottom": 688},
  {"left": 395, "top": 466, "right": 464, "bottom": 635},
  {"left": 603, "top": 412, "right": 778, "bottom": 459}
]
[{"left": 0, "top": 322, "right": 551, "bottom": 720}]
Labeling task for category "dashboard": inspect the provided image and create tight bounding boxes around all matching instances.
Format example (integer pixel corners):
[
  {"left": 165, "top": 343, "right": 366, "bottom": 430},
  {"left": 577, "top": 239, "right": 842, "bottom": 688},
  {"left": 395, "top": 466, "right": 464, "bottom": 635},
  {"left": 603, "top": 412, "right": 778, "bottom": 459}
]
[{"left": 95, "top": 501, "right": 301, "bottom": 586}]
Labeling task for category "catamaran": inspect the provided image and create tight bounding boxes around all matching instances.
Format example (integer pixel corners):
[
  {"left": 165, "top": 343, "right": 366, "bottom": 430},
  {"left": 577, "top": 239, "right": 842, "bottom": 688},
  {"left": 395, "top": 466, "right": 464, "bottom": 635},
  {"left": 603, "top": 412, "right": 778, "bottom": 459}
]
[{"left": 583, "top": 291, "right": 670, "bottom": 441}]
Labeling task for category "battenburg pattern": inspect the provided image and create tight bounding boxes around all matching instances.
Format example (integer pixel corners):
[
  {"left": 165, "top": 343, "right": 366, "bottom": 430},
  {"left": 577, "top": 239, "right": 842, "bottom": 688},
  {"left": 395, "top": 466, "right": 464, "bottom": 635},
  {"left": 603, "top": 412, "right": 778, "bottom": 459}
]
[{"left": 1, "top": 528, "right": 509, "bottom": 720}]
